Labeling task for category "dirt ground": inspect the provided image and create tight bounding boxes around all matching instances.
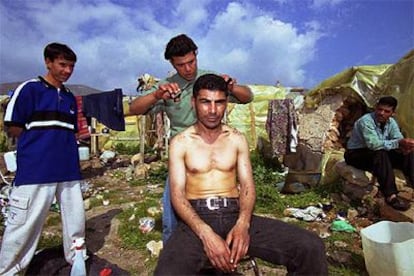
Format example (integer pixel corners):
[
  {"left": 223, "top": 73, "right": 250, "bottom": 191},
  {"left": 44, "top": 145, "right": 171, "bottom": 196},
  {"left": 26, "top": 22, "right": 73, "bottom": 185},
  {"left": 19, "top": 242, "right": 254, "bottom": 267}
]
[
  {"left": 0, "top": 155, "right": 379, "bottom": 275},
  {"left": 0, "top": 156, "right": 289, "bottom": 275},
  {"left": 79, "top": 162, "right": 287, "bottom": 275}
]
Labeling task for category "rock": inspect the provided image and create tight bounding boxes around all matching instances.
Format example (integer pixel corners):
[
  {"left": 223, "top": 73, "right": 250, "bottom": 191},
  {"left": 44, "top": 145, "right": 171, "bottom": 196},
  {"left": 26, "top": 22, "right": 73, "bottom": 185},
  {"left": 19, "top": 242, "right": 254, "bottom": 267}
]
[
  {"left": 134, "top": 164, "right": 149, "bottom": 179},
  {"left": 347, "top": 208, "right": 358, "bottom": 221},
  {"left": 131, "top": 153, "right": 143, "bottom": 166},
  {"left": 149, "top": 161, "right": 165, "bottom": 171},
  {"left": 327, "top": 250, "right": 353, "bottom": 265},
  {"left": 281, "top": 182, "right": 308, "bottom": 194},
  {"left": 335, "top": 160, "right": 372, "bottom": 187},
  {"left": 342, "top": 181, "right": 374, "bottom": 201},
  {"left": 84, "top": 198, "right": 91, "bottom": 210},
  {"left": 285, "top": 170, "right": 321, "bottom": 188}
]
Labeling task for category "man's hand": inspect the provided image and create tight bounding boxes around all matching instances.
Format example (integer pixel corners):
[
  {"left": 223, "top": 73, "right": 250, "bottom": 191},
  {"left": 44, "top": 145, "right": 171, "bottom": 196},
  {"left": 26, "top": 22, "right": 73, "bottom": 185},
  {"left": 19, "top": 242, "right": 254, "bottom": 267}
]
[
  {"left": 221, "top": 74, "right": 237, "bottom": 93},
  {"left": 399, "top": 138, "right": 414, "bottom": 155},
  {"left": 6, "top": 126, "right": 23, "bottom": 139},
  {"left": 200, "top": 229, "right": 234, "bottom": 273},
  {"left": 154, "top": 82, "right": 181, "bottom": 101},
  {"left": 226, "top": 221, "right": 250, "bottom": 271}
]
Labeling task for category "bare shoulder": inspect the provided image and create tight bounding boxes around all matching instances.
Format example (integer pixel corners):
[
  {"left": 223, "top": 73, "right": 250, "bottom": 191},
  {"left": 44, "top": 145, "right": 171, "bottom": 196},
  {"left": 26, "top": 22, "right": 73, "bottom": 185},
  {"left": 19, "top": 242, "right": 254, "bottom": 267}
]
[
  {"left": 170, "top": 126, "right": 197, "bottom": 146},
  {"left": 223, "top": 125, "right": 246, "bottom": 141}
]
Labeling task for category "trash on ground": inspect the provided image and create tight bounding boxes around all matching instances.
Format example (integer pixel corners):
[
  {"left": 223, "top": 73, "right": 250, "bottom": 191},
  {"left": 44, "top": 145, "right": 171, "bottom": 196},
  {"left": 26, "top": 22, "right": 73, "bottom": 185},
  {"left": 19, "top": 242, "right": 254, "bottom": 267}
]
[
  {"left": 146, "top": 240, "right": 163, "bottom": 257},
  {"left": 283, "top": 206, "right": 326, "bottom": 221},
  {"left": 330, "top": 220, "right": 356, "bottom": 233},
  {"left": 139, "top": 217, "right": 155, "bottom": 233}
]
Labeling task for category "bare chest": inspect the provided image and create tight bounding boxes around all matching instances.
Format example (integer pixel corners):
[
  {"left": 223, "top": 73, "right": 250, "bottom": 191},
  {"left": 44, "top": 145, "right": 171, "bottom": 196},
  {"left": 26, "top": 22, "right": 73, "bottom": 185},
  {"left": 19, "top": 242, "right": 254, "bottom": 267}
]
[{"left": 185, "top": 142, "right": 237, "bottom": 173}]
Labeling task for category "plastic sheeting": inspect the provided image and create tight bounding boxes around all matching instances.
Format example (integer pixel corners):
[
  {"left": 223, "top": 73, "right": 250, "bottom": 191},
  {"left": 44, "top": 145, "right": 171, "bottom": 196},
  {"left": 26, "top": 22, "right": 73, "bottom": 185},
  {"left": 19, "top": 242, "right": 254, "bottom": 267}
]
[
  {"left": 304, "top": 49, "right": 414, "bottom": 185},
  {"left": 377, "top": 50, "right": 414, "bottom": 138},
  {"left": 305, "top": 64, "right": 391, "bottom": 110},
  {"left": 227, "top": 85, "right": 288, "bottom": 149},
  {"left": 305, "top": 49, "right": 413, "bottom": 138}
]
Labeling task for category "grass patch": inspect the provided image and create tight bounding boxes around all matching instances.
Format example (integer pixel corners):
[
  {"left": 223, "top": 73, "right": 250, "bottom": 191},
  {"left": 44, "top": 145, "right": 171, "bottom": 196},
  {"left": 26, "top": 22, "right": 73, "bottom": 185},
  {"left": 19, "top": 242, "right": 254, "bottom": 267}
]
[
  {"left": 118, "top": 191, "right": 163, "bottom": 273},
  {"left": 38, "top": 233, "right": 62, "bottom": 249},
  {"left": 44, "top": 213, "right": 61, "bottom": 227}
]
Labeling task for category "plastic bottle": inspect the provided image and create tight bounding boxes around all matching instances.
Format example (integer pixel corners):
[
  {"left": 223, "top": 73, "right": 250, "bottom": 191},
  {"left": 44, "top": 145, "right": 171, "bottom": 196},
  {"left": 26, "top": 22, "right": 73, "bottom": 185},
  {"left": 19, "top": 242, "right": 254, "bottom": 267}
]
[{"left": 70, "top": 238, "right": 86, "bottom": 276}]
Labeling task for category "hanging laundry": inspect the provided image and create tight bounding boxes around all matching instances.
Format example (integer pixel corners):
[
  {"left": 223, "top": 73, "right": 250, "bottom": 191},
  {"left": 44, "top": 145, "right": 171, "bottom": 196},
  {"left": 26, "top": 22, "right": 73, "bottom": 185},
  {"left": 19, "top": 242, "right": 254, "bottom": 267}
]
[
  {"left": 266, "top": 98, "right": 298, "bottom": 157},
  {"left": 82, "top": 89, "right": 125, "bottom": 131}
]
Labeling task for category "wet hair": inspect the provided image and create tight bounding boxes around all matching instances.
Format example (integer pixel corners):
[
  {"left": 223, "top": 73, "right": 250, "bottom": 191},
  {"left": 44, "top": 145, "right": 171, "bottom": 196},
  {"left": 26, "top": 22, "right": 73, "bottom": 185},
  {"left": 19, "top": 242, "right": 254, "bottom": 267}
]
[
  {"left": 164, "top": 34, "right": 198, "bottom": 60},
  {"left": 44, "top": 42, "right": 77, "bottom": 62},
  {"left": 193, "top": 74, "right": 229, "bottom": 98},
  {"left": 377, "top": 96, "right": 398, "bottom": 111}
]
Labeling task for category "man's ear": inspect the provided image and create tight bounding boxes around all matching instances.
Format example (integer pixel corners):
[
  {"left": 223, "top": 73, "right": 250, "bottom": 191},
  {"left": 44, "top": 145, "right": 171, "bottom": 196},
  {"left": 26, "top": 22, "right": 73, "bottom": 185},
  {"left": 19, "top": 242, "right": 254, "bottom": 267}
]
[
  {"left": 191, "top": 96, "right": 195, "bottom": 108},
  {"left": 45, "top": 57, "right": 52, "bottom": 70}
]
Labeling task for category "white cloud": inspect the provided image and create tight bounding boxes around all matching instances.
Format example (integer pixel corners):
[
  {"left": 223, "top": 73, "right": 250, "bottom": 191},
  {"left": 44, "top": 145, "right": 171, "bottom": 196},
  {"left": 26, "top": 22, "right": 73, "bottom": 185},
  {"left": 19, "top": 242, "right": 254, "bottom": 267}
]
[
  {"left": 200, "top": 2, "right": 322, "bottom": 86},
  {"left": 0, "top": 0, "right": 323, "bottom": 93},
  {"left": 311, "top": 0, "right": 346, "bottom": 9}
]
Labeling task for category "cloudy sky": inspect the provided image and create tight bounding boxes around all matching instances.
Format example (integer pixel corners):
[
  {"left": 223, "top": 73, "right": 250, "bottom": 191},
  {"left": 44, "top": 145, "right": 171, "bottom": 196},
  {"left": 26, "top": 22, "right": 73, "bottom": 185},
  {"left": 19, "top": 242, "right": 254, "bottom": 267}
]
[{"left": 0, "top": 0, "right": 413, "bottom": 95}]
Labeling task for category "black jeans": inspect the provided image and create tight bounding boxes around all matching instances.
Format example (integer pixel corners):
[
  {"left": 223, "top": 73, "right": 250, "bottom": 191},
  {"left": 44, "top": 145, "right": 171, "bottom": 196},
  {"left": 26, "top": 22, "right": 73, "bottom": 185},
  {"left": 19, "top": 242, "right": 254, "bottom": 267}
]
[
  {"left": 154, "top": 205, "right": 328, "bottom": 276},
  {"left": 344, "top": 149, "right": 414, "bottom": 197}
]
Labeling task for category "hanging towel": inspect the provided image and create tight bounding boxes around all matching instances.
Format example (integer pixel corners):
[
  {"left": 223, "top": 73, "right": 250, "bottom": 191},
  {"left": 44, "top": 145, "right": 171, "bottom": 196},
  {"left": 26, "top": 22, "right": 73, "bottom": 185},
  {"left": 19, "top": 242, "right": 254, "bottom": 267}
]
[{"left": 82, "top": 89, "right": 125, "bottom": 131}]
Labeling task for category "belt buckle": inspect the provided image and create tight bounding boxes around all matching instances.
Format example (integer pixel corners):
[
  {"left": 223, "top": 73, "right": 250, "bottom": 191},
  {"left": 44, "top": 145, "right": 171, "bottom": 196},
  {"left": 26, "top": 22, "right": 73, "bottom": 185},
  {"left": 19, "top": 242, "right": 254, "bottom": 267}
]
[
  {"left": 206, "top": 197, "right": 228, "bottom": 210},
  {"left": 206, "top": 197, "right": 219, "bottom": 210}
]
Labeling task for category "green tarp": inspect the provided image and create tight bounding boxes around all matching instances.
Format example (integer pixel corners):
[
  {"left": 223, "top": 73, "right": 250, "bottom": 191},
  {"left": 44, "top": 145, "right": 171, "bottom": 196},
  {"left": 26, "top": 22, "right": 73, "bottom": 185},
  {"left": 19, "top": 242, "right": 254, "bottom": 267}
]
[{"left": 305, "top": 49, "right": 413, "bottom": 138}]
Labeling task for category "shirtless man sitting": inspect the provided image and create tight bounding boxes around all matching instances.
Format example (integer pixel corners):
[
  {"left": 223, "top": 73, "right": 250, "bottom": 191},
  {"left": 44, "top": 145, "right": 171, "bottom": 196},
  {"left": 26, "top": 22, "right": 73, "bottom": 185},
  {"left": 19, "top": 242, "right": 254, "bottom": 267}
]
[{"left": 154, "top": 74, "right": 328, "bottom": 275}]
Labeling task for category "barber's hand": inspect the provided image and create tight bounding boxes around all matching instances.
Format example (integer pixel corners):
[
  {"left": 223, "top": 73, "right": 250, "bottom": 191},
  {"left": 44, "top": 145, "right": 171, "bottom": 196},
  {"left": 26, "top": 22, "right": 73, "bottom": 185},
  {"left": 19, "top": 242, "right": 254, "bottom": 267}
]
[
  {"left": 221, "top": 74, "right": 237, "bottom": 92},
  {"left": 154, "top": 83, "right": 181, "bottom": 101},
  {"left": 226, "top": 221, "right": 250, "bottom": 271},
  {"left": 201, "top": 230, "right": 234, "bottom": 273}
]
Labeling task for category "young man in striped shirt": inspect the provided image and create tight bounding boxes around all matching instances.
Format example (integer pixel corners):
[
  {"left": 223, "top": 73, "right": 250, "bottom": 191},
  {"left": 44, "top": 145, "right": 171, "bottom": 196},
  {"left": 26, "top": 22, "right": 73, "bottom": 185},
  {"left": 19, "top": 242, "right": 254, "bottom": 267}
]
[{"left": 0, "top": 42, "right": 86, "bottom": 275}]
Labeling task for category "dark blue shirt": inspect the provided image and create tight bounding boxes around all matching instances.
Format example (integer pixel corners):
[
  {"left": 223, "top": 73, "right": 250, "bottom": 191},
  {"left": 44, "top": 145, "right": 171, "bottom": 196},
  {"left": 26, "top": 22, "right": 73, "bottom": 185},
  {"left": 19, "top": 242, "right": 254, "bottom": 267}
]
[{"left": 4, "top": 77, "right": 81, "bottom": 185}]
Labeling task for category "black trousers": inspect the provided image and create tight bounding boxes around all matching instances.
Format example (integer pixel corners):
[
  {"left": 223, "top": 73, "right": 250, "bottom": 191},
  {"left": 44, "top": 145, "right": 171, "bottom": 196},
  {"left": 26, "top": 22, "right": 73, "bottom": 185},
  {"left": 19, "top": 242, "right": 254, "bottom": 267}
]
[
  {"left": 344, "top": 148, "right": 414, "bottom": 197},
  {"left": 154, "top": 204, "right": 328, "bottom": 276}
]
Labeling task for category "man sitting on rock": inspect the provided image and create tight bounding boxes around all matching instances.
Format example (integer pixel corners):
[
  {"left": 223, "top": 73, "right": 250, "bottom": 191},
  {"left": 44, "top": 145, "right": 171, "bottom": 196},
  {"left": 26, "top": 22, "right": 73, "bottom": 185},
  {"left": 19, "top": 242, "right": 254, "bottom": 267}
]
[
  {"left": 154, "top": 74, "right": 328, "bottom": 275},
  {"left": 345, "top": 96, "right": 414, "bottom": 211}
]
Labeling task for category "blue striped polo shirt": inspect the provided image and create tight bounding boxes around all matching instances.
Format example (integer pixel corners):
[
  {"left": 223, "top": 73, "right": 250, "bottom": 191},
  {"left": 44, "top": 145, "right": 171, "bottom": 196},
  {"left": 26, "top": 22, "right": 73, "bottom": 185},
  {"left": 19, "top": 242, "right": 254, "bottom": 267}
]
[{"left": 4, "top": 77, "right": 81, "bottom": 185}]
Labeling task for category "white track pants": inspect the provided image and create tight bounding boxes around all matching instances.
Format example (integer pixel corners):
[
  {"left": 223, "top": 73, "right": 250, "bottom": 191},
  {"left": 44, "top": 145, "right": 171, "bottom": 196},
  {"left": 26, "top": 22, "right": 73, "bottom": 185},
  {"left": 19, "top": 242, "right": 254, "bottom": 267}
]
[{"left": 0, "top": 181, "right": 85, "bottom": 275}]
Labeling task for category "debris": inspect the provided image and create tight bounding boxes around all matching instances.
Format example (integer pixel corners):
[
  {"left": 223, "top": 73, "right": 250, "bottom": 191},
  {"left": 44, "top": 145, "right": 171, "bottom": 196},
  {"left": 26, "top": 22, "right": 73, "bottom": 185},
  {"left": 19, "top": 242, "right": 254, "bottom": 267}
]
[
  {"left": 283, "top": 206, "right": 326, "bottom": 221},
  {"left": 100, "top": 150, "right": 116, "bottom": 164},
  {"left": 139, "top": 217, "right": 155, "bottom": 233},
  {"left": 146, "top": 240, "right": 163, "bottom": 257},
  {"left": 147, "top": 206, "right": 161, "bottom": 217},
  {"left": 330, "top": 220, "right": 356, "bottom": 233}
]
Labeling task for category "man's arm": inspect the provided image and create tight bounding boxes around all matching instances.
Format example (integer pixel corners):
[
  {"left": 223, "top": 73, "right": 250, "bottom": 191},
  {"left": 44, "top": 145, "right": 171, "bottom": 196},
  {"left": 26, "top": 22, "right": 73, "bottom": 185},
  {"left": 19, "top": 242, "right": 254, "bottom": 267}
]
[
  {"left": 226, "top": 131, "right": 255, "bottom": 266},
  {"left": 129, "top": 83, "right": 181, "bottom": 114},
  {"left": 230, "top": 84, "right": 253, "bottom": 104},
  {"left": 221, "top": 74, "right": 253, "bottom": 104},
  {"left": 169, "top": 134, "right": 235, "bottom": 273}
]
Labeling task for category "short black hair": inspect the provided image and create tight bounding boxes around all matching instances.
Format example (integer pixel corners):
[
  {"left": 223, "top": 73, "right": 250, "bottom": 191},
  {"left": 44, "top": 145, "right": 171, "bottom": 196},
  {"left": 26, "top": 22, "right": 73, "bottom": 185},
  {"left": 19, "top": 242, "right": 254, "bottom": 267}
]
[
  {"left": 164, "top": 34, "right": 198, "bottom": 60},
  {"left": 193, "top": 74, "right": 229, "bottom": 98},
  {"left": 377, "top": 96, "right": 398, "bottom": 111},
  {"left": 44, "top": 42, "right": 77, "bottom": 62}
]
